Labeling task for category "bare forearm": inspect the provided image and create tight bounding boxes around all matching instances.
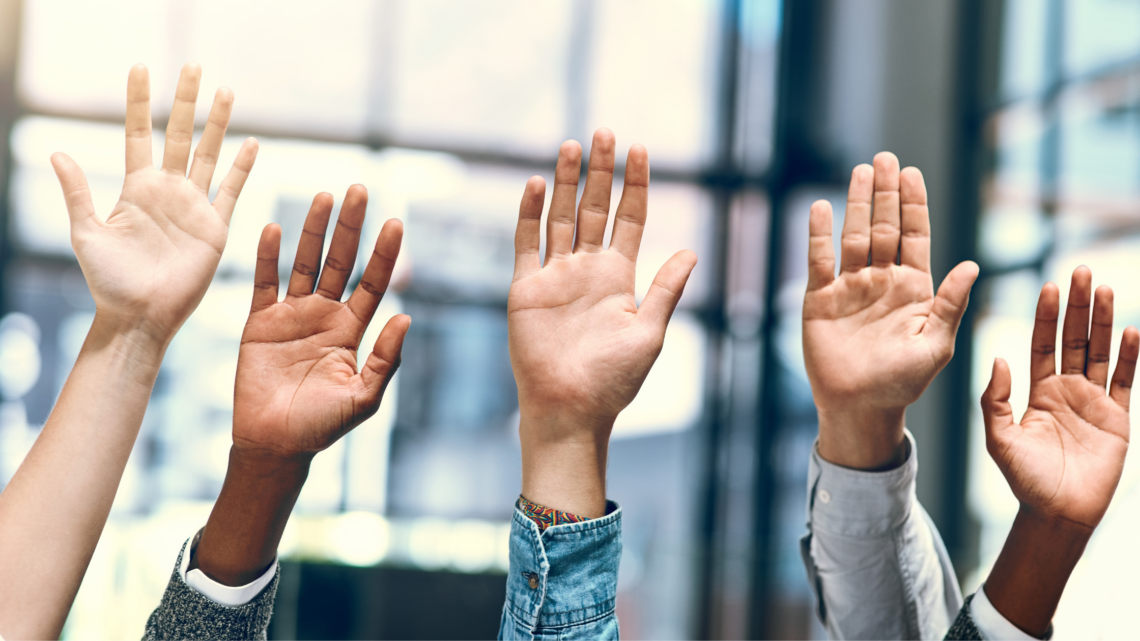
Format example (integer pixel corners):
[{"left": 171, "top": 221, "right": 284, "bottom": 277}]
[
  {"left": 193, "top": 446, "right": 311, "bottom": 586},
  {"left": 816, "top": 404, "right": 907, "bottom": 470},
  {"left": 0, "top": 315, "right": 166, "bottom": 639},
  {"left": 984, "top": 507, "right": 1091, "bottom": 638},
  {"left": 519, "top": 411, "right": 611, "bottom": 519}
]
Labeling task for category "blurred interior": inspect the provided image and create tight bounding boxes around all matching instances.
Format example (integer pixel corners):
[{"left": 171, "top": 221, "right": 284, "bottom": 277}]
[{"left": 0, "top": 0, "right": 1138, "bottom": 638}]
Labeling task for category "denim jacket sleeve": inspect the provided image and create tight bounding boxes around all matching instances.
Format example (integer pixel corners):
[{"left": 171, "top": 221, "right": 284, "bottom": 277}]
[
  {"left": 499, "top": 501, "right": 622, "bottom": 640},
  {"left": 800, "top": 431, "right": 963, "bottom": 640}
]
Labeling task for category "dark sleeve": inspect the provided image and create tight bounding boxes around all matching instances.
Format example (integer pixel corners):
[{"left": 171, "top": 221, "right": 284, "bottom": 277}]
[
  {"left": 945, "top": 594, "right": 983, "bottom": 640},
  {"left": 141, "top": 538, "right": 278, "bottom": 641}
]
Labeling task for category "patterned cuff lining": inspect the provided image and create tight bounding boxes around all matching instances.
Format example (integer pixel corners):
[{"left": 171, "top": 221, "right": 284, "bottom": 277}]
[{"left": 517, "top": 495, "right": 591, "bottom": 531}]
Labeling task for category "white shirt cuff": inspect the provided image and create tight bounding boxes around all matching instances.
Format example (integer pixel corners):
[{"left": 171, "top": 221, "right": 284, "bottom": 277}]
[
  {"left": 971, "top": 585, "right": 1038, "bottom": 640},
  {"left": 179, "top": 531, "right": 278, "bottom": 607}
]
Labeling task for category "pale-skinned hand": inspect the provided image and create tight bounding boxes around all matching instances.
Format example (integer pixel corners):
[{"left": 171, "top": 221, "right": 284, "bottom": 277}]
[
  {"left": 232, "top": 185, "right": 410, "bottom": 458},
  {"left": 51, "top": 63, "right": 258, "bottom": 345},
  {"left": 803, "top": 152, "right": 979, "bottom": 469},
  {"left": 509, "top": 128, "right": 697, "bottom": 517},
  {"left": 983, "top": 267, "right": 1138, "bottom": 531}
]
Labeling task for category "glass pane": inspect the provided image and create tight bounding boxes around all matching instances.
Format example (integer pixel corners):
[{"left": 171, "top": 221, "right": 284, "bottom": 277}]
[
  {"left": 1064, "top": 0, "right": 1140, "bottom": 77},
  {"left": 586, "top": 0, "right": 721, "bottom": 170},
  {"left": 735, "top": 0, "right": 782, "bottom": 174},
  {"left": 999, "top": 0, "right": 1048, "bottom": 99},
  {"left": 389, "top": 0, "right": 572, "bottom": 154}
]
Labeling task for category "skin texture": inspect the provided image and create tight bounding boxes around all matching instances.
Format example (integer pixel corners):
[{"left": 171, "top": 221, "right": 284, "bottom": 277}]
[
  {"left": 802, "top": 152, "right": 979, "bottom": 470},
  {"left": 509, "top": 128, "right": 697, "bottom": 518},
  {"left": 982, "top": 268, "right": 1138, "bottom": 637},
  {"left": 0, "top": 63, "right": 257, "bottom": 639},
  {"left": 193, "top": 186, "right": 409, "bottom": 586}
]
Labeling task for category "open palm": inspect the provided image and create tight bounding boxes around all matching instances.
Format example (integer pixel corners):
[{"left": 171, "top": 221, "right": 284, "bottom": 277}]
[
  {"left": 803, "top": 152, "right": 979, "bottom": 413},
  {"left": 508, "top": 130, "right": 697, "bottom": 425},
  {"left": 53, "top": 63, "right": 257, "bottom": 341},
  {"left": 233, "top": 186, "right": 409, "bottom": 457},
  {"left": 984, "top": 268, "right": 1139, "bottom": 530}
]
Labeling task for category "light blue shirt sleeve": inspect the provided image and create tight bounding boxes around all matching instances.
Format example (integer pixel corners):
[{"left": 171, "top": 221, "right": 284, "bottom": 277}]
[
  {"left": 800, "top": 431, "right": 964, "bottom": 640},
  {"left": 499, "top": 501, "right": 622, "bottom": 640}
]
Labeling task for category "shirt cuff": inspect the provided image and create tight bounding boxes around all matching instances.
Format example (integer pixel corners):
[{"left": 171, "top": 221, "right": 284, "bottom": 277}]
[
  {"left": 504, "top": 500, "right": 621, "bottom": 631},
  {"left": 971, "top": 585, "right": 1043, "bottom": 640},
  {"left": 178, "top": 528, "right": 278, "bottom": 607},
  {"left": 806, "top": 430, "right": 917, "bottom": 538}
]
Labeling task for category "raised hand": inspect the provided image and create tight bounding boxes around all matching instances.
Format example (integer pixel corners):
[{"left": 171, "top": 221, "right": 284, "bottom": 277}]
[
  {"left": 509, "top": 128, "right": 697, "bottom": 517},
  {"left": 51, "top": 63, "right": 258, "bottom": 344},
  {"left": 194, "top": 185, "right": 409, "bottom": 586},
  {"left": 802, "top": 152, "right": 979, "bottom": 469},
  {"left": 983, "top": 267, "right": 1138, "bottom": 530},
  {"left": 233, "top": 185, "right": 410, "bottom": 456},
  {"left": 980, "top": 268, "right": 1138, "bottom": 637}
]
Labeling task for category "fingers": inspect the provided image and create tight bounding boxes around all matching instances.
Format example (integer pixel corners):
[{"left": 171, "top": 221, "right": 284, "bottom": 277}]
[
  {"left": 637, "top": 250, "right": 698, "bottom": 336},
  {"left": 315, "top": 185, "right": 367, "bottom": 301},
  {"left": 574, "top": 128, "right": 616, "bottom": 253},
  {"left": 1030, "top": 282, "right": 1061, "bottom": 382},
  {"left": 287, "top": 193, "right": 334, "bottom": 297},
  {"left": 513, "top": 176, "right": 545, "bottom": 281},
  {"left": 609, "top": 143, "right": 650, "bottom": 263},
  {"left": 347, "top": 218, "right": 403, "bottom": 325},
  {"left": 924, "top": 260, "right": 979, "bottom": 356},
  {"left": 50, "top": 153, "right": 99, "bottom": 231},
  {"left": 544, "top": 140, "right": 582, "bottom": 261},
  {"left": 839, "top": 164, "right": 874, "bottom": 272},
  {"left": 251, "top": 224, "right": 281, "bottom": 312},
  {"left": 125, "top": 64, "right": 152, "bottom": 174},
  {"left": 869, "top": 152, "right": 901, "bottom": 267},
  {"left": 1060, "top": 266, "right": 1093, "bottom": 375},
  {"left": 360, "top": 314, "right": 412, "bottom": 402},
  {"left": 898, "top": 166, "right": 931, "bottom": 272},
  {"left": 161, "top": 62, "right": 202, "bottom": 176},
  {"left": 806, "top": 200, "right": 835, "bottom": 292},
  {"left": 982, "top": 358, "right": 1016, "bottom": 444},
  {"left": 212, "top": 137, "right": 258, "bottom": 224},
  {"left": 1086, "top": 285, "right": 1114, "bottom": 388},
  {"left": 187, "top": 87, "right": 234, "bottom": 193},
  {"left": 1110, "top": 326, "right": 1139, "bottom": 411}
]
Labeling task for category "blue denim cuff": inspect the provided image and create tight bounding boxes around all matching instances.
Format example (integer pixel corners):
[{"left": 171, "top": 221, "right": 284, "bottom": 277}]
[{"left": 504, "top": 500, "right": 622, "bottom": 631}]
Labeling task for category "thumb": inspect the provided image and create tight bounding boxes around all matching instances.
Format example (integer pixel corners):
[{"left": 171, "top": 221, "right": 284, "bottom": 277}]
[
  {"left": 982, "top": 357, "right": 1016, "bottom": 451},
  {"left": 50, "top": 152, "right": 99, "bottom": 232},
  {"left": 360, "top": 314, "right": 411, "bottom": 404},
  {"left": 637, "top": 250, "right": 698, "bottom": 336},
  {"left": 925, "top": 260, "right": 980, "bottom": 356}
]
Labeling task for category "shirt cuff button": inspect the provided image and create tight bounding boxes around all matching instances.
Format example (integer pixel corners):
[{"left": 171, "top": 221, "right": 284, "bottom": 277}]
[{"left": 818, "top": 489, "right": 832, "bottom": 504}]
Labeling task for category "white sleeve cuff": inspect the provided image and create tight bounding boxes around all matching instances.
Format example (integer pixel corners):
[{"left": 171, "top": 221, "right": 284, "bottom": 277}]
[
  {"left": 179, "top": 530, "right": 278, "bottom": 607},
  {"left": 971, "top": 585, "right": 1038, "bottom": 640}
]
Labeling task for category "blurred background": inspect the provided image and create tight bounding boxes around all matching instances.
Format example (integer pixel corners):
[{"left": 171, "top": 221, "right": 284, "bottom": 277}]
[{"left": 0, "top": 0, "right": 1138, "bottom": 638}]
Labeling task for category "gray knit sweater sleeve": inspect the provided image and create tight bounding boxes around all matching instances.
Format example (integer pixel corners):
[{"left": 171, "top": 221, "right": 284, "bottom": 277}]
[
  {"left": 944, "top": 594, "right": 983, "bottom": 640},
  {"left": 142, "top": 538, "right": 279, "bottom": 641}
]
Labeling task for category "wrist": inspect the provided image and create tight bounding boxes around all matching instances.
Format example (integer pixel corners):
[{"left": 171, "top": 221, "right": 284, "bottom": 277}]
[
  {"left": 194, "top": 446, "right": 312, "bottom": 586},
  {"left": 88, "top": 311, "right": 174, "bottom": 358},
  {"left": 984, "top": 506, "right": 1092, "bottom": 638},
  {"left": 519, "top": 410, "right": 613, "bottom": 519},
  {"left": 816, "top": 404, "right": 907, "bottom": 470}
]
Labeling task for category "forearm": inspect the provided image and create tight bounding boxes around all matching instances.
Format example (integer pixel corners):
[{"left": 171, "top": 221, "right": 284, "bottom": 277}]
[
  {"left": 519, "top": 411, "right": 611, "bottom": 519},
  {"left": 193, "top": 446, "right": 310, "bottom": 586},
  {"left": 983, "top": 507, "right": 1091, "bottom": 638},
  {"left": 0, "top": 315, "right": 167, "bottom": 639},
  {"left": 816, "top": 404, "right": 907, "bottom": 470}
]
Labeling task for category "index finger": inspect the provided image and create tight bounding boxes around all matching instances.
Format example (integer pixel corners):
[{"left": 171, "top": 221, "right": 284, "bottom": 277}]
[
  {"left": 1030, "top": 282, "right": 1060, "bottom": 382},
  {"left": 608, "top": 144, "right": 649, "bottom": 262},
  {"left": 125, "top": 64, "right": 152, "bottom": 174},
  {"left": 346, "top": 218, "right": 403, "bottom": 326}
]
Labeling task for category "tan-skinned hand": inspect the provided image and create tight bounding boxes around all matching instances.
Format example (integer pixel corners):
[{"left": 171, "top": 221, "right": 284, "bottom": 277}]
[
  {"left": 802, "top": 152, "right": 979, "bottom": 469},
  {"left": 981, "top": 267, "right": 1138, "bottom": 637},
  {"left": 51, "top": 63, "right": 258, "bottom": 345},
  {"left": 509, "top": 128, "right": 697, "bottom": 518}
]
